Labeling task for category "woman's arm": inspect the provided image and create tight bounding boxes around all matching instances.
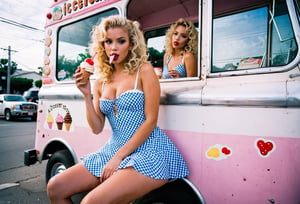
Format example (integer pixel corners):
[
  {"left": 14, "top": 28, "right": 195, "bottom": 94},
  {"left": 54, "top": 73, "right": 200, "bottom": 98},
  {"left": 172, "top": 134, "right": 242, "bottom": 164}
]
[
  {"left": 185, "top": 52, "right": 197, "bottom": 77},
  {"left": 163, "top": 53, "right": 168, "bottom": 66},
  {"left": 74, "top": 68, "right": 105, "bottom": 134},
  {"left": 85, "top": 79, "right": 105, "bottom": 134}
]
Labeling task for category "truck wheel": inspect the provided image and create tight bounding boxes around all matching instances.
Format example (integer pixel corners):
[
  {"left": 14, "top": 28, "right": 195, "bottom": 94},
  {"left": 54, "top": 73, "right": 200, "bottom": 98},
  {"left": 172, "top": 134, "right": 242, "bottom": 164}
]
[
  {"left": 5, "top": 109, "right": 12, "bottom": 121},
  {"left": 46, "top": 150, "right": 75, "bottom": 183},
  {"left": 133, "top": 178, "right": 204, "bottom": 204}
]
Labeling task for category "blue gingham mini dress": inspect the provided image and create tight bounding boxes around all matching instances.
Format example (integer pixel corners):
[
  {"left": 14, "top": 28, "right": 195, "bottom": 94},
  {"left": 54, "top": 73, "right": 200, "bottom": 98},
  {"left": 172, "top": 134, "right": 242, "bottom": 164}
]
[{"left": 82, "top": 70, "right": 189, "bottom": 179}]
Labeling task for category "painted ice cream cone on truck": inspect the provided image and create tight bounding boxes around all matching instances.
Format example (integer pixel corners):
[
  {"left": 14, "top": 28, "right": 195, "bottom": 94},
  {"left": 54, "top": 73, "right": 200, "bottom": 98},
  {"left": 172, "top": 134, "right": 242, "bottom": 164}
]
[
  {"left": 64, "top": 112, "right": 72, "bottom": 131},
  {"left": 55, "top": 113, "right": 64, "bottom": 130},
  {"left": 47, "top": 113, "right": 54, "bottom": 129}
]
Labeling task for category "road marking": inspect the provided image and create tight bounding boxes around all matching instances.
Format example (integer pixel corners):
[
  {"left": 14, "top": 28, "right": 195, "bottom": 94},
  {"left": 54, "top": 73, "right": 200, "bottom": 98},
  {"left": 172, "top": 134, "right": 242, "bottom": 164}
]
[{"left": 0, "top": 183, "right": 19, "bottom": 190}]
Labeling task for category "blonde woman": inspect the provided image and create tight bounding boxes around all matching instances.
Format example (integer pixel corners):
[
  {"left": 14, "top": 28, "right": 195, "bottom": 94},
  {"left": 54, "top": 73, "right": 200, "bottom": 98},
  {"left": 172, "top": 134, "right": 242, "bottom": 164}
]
[
  {"left": 47, "top": 15, "right": 189, "bottom": 204},
  {"left": 162, "top": 18, "right": 198, "bottom": 78}
]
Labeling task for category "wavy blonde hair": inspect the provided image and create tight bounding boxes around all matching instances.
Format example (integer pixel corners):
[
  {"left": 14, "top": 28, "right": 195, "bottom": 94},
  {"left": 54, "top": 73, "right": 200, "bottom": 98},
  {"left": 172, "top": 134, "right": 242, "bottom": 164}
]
[
  {"left": 89, "top": 15, "right": 149, "bottom": 82},
  {"left": 165, "top": 18, "right": 198, "bottom": 56}
]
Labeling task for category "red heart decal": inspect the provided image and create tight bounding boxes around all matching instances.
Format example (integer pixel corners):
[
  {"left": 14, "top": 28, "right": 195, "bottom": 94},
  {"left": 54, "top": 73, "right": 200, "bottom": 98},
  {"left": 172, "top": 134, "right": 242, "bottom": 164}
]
[
  {"left": 221, "top": 147, "right": 231, "bottom": 155},
  {"left": 256, "top": 139, "right": 274, "bottom": 156}
]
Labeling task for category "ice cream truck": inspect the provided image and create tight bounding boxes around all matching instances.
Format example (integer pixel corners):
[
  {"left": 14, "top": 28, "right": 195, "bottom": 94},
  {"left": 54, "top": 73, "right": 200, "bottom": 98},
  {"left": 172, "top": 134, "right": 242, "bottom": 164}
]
[{"left": 24, "top": 0, "right": 300, "bottom": 203}]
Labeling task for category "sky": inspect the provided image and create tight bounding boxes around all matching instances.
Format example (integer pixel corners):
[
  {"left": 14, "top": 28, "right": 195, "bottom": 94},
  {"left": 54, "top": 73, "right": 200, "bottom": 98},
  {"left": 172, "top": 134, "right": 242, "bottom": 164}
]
[{"left": 0, "top": 0, "right": 52, "bottom": 72}]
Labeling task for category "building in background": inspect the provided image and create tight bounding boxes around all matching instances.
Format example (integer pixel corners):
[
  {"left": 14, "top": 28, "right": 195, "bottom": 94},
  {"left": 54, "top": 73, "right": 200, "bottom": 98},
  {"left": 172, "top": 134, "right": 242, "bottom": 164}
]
[{"left": 11, "top": 69, "right": 42, "bottom": 87}]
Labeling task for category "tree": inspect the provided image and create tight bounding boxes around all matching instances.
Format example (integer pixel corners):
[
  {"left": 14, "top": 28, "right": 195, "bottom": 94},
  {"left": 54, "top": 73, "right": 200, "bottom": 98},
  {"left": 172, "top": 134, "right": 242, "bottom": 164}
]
[
  {"left": 0, "top": 58, "right": 18, "bottom": 75},
  {"left": 35, "top": 80, "right": 42, "bottom": 88},
  {"left": 37, "top": 66, "right": 43, "bottom": 76},
  {"left": 11, "top": 78, "right": 33, "bottom": 94},
  {"left": 0, "top": 58, "right": 18, "bottom": 93},
  {"left": 148, "top": 47, "right": 164, "bottom": 68}
]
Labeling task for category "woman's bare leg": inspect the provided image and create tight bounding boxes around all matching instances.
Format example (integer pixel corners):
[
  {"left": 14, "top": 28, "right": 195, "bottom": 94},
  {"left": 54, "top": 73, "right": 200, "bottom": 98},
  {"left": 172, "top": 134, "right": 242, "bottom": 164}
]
[
  {"left": 47, "top": 163, "right": 100, "bottom": 204},
  {"left": 81, "top": 167, "right": 168, "bottom": 204}
]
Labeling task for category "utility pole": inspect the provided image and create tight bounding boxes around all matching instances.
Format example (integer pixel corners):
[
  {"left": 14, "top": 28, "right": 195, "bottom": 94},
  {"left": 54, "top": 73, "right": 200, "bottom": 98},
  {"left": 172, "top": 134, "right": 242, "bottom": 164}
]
[{"left": 7, "top": 46, "right": 11, "bottom": 94}]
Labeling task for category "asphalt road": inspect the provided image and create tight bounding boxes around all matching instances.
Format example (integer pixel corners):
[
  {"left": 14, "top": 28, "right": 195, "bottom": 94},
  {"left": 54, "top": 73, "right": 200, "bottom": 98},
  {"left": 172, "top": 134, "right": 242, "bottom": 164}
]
[
  {"left": 0, "top": 118, "right": 48, "bottom": 203},
  {"left": 0, "top": 118, "right": 86, "bottom": 204}
]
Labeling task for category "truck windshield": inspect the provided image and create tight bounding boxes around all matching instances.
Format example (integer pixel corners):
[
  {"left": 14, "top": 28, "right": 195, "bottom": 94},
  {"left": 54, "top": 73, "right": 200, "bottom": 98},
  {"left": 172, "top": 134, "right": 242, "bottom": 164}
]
[
  {"left": 56, "top": 9, "right": 118, "bottom": 81},
  {"left": 5, "top": 95, "right": 26, "bottom": 102}
]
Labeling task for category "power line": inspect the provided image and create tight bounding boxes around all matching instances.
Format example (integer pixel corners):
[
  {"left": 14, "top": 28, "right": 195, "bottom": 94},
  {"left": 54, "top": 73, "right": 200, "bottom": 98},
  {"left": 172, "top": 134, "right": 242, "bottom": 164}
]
[
  {"left": 0, "top": 47, "right": 17, "bottom": 53},
  {"left": 0, "top": 16, "right": 44, "bottom": 32}
]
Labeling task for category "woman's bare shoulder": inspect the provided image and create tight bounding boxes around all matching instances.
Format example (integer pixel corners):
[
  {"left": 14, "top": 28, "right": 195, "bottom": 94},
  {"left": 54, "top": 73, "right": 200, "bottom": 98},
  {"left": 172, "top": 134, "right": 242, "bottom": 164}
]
[
  {"left": 139, "top": 63, "right": 157, "bottom": 81},
  {"left": 184, "top": 51, "right": 196, "bottom": 62},
  {"left": 140, "top": 62, "right": 154, "bottom": 73},
  {"left": 94, "top": 77, "right": 105, "bottom": 87},
  {"left": 185, "top": 51, "right": 194, "bottom": 58}
]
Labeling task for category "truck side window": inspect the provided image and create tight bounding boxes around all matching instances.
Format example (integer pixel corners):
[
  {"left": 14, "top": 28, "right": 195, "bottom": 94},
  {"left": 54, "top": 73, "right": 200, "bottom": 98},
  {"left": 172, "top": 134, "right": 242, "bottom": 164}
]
[
  {"left": 146, "top": 24, "right": 199, "bottom": 79},
  {"left": 212, "top": 0, "right": 297, "bottom": 72},
  {"left": 56, "top": 9, "right": 118, "bottom": 81}
]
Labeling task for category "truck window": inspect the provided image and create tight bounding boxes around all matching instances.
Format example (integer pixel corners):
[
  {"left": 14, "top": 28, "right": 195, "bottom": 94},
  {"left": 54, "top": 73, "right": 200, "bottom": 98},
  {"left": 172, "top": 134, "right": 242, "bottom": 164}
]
[
  {"left": 212, "top": 0, "right": 297, "bottom": 72},
  {"left": 146, "top": 23, "right": 199, "bottom": 78},
  {"left": 56, "top": 9, "right": 118, "bottom": 81}
]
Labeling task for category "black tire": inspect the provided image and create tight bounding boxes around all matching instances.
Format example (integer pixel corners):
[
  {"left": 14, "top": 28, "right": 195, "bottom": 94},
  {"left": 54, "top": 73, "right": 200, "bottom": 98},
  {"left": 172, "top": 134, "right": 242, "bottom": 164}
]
[
  {"left": 31, "top": 115, "right": 37, "bottom": 121},
  {"left": 5, "top": 109, "right": 12, "bottom": 121},
  {"left": 46, "top": 150, "right": 75, "bottom": 183},
  {"left": 133, "top": 178, "right": 204, "bottom": 204}
]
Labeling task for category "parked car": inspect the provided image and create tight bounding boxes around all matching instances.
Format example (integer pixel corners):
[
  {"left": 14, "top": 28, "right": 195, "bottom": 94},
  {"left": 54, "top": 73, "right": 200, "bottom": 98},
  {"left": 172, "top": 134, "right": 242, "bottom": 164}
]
[
  {"left": 23, "top": 88, "right": 39, "bottom": 103},
  {"left": 0, "top": 94, "right": 37, "bottom": 121}
]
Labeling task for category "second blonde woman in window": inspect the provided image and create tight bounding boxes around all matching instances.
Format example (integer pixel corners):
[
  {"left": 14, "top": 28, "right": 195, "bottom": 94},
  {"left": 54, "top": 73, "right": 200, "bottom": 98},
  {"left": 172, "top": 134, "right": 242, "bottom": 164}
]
[{"left": 162, "top": 18, "right": 198, "bottom": 79}]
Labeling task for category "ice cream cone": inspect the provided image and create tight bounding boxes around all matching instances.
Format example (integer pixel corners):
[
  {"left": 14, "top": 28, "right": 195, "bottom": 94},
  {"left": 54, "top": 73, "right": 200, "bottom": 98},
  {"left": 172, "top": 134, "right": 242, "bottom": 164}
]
[
  {"left": 82, "top": 69, "right": 92, "bottom": 82},
  {"left": 55, "top": 113, "right": 64, "bottom": 130},
  {"left": 64, "top": 112, "right": 72, "bottom": 132},
  {"left": 48, "top": 122, "right": 53, "bottom": 129},
  {"left": 57, "top": 122, "right": 63, "bottom": 130},
  {"left": 65, "top": 123, "right": 71, "bottom": 131},
  {"left": 47, "top": 113, "right": 54, "bottom": 129}
]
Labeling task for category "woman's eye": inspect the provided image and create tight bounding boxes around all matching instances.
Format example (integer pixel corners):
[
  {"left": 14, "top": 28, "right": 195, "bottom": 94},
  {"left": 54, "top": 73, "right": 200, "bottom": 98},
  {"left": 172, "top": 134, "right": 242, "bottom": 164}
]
[
  {"left": 118, "top": 39, "right": 126, "bottom": 44},
  {"left": 104, "top": 39, "right": 112, "bottom": 44},
  {"left": 181, "top": 35, "right": 187, "bottom": 38}
]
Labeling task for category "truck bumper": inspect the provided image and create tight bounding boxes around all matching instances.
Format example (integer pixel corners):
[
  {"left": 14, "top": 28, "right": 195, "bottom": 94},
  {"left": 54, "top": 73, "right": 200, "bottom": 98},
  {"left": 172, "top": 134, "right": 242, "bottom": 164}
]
[{"left": 24, "top": 149, "right": 37, "bottom": 166}]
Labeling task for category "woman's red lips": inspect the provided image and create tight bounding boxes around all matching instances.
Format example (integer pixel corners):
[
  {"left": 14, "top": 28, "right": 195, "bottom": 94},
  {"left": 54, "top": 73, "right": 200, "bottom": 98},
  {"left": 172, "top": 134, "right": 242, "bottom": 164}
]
[
  {"left": 109, "top": 54, "right": 119, "bottom": 64},
  {"left": 174, "top": 41, "right": 179, "bottom": 46},
  {"left": 112, "top": 54, "right": 119, "bottom": 60}
]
